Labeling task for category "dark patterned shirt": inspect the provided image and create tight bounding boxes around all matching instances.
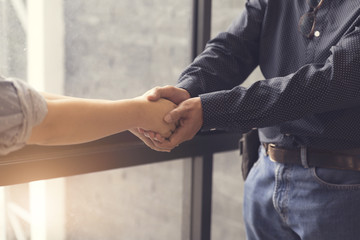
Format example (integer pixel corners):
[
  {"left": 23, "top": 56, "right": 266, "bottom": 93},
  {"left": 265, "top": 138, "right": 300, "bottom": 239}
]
[{"left": 177, "top": 0, "right": 360, "bottom": 150}]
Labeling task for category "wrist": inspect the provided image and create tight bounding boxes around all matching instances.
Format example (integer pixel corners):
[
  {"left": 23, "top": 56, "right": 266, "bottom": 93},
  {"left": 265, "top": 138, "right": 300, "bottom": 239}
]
[{"left": 131, "top": 97, "right": 150, "bottom": 128}]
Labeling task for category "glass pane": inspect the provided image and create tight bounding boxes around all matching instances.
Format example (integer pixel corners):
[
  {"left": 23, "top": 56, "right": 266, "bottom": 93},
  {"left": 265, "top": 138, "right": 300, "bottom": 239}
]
[
  {"left": 66, "top": 160, "right": 185, "bottom": 240},
  {"left": 1, "top": 0, "right": 192, "bottom": 239},
  {"left": 211, "top": 1, "right": 262, "bottom": 239},
  {"left": 63, "top": 0, "right": 192, "bottom": 239},
  {"left": 211, "top": 0, "right": 245, "bottom": 39},
  {"left": 0, "top": 1, "right": 27, "bottom": 78},
  {"left": 65, "top": 0, "right": 191, "bottom": 99}
]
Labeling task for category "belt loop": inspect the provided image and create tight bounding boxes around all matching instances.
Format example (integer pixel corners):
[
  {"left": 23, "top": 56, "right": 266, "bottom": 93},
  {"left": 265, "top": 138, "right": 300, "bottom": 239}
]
[
  {"left": 301, "top": 146, "right": 309, "bottom": 168},
  {"left": 263, "top": 143, "right": 269, "bottom": 156}
]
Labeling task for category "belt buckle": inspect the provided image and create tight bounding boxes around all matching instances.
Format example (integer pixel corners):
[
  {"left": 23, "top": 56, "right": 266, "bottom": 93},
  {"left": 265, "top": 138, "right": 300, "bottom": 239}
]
[{"left": 267, "top": 143, "right": 277, "bottom": 162}]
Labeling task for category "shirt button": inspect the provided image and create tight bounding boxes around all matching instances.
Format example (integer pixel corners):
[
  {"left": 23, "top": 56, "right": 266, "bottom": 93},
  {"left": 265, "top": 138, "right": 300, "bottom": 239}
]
[{"left": 314, "top": 31, "right": 320, "bottom": 37}]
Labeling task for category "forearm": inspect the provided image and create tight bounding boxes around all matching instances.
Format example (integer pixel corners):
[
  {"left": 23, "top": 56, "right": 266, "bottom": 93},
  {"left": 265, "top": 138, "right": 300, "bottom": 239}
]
[
  {"left": 28, "top": 97, "right": 142, "bottom": 145},
  {"left": 177, "top": 33, "right": 255, "bottom": 97},
  {"left": 40, "top": 92, "right": 78, "bottom": 100},
  {"left": 176, "top": 1, "right": 265, "bottom": 97}
]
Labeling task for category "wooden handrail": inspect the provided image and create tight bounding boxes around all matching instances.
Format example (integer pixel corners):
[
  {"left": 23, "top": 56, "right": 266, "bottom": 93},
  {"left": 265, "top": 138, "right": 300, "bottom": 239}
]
[{"left": 0, "top": 131, "right": 242, "bottom": 186}]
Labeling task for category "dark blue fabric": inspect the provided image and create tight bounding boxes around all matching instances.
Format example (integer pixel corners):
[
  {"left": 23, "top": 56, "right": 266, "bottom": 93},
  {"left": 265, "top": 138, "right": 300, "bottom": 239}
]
[{"left": 176, "top": 0, "right": 360, "bottom": 150}]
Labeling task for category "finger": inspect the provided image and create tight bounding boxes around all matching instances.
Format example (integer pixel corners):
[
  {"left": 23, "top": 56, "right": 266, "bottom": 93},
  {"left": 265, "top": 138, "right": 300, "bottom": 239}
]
[
  {"left": 154, "top": 132, "right": 166, "bottom": 143},
  {"left": 146, "top": 86, "right": 173, "bottom": 101},
  {"left": 141, "top": 129, "right": 170, "bottom": 147},
  {"left": 146, "top": 139, "right": 171, "bottom": 152},
  {"left": 153, "top": 138, "right": 178, "bottom": 151},
  {"left": 149, "top": 138, "right": 172, "bottom": 152},
  {"left": 142, "top": 129, "right": 163, "bottom": 142},
  {"left": 130, "top": 129, "right": 171, "bottom": 152},
  {"left": 145, "top": 87, "right": 162, "bottom": 101},
  {"left": 146, "top": 86, "right": 190, "bottom": 104},
  {"left": 164, "top": 107, "right": 183, "bottom": 124},
  {"left": 138, "top": 128, "right": 145, "bottom": 134},
  {"left": 153, "top": 131, "right": 183, "bottom": 150},
  {"left": 139, "top": 128, "right": 165, "bottom": 142},
  {"left": 155, "top": 119, "right": 198, "bottom": 150},
  {"left": 146, "top": 131, "right": 156, "bottom": 139}
]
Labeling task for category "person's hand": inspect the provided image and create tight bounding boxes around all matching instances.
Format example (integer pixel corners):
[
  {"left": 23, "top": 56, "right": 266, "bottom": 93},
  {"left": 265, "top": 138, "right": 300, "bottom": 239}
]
[
  {"left": 144, "top": 85, "right": 191, "bottom": 104},
  {"left": 152, "top": 97, "right": 203, "bottom": 151},
  {"left": 136, "top": 97, "right": 177, "bottom": 138},
  {"left": 129, "top": 128, "right": 171, "bottom": 152},
  {"left": 134, "top": 86, "right": 191, "bottom": 148}
]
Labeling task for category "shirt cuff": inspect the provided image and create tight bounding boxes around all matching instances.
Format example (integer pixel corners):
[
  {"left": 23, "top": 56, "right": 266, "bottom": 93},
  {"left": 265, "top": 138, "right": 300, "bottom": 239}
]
[
  {"left": 11, "top": 78, "right": 48, "bottom": 139},
  {"left": 200, "top": 90, "right": 231, "bottom": 131},
  {"left": 1, "top": 78, "right": 48, "bottom": 155}
]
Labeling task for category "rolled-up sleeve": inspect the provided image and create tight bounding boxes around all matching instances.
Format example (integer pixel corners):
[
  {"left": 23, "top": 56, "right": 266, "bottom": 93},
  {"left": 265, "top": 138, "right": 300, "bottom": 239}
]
[{"left": 0, "top": 76, "right": 48, "bottom": 155}]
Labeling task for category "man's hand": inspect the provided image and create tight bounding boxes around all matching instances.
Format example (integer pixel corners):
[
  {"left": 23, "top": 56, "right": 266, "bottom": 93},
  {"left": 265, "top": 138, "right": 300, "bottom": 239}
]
[
  {"left": 135, "top": 97, "right": 177, "bottom": 138},
  {"left": 144, "top": 85, "right": 190, "bottom": 104},
  {"left": 153, "top": 97, "right": 203, "bottom": 151},
  {"left": 131, "top": 86, "right": 192, "bottom": 149}
]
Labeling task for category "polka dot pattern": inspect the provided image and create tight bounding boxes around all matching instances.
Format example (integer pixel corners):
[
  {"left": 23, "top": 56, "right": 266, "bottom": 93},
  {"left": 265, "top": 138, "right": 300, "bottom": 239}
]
[{"left": 177, "top": 0, "right": 360, "bottom": 150}]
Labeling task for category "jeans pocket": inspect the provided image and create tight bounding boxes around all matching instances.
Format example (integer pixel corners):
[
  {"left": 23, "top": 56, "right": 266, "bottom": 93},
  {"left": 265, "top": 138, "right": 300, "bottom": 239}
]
[{"left": 312, "top": 167, "right": 360, "bottom": 190}]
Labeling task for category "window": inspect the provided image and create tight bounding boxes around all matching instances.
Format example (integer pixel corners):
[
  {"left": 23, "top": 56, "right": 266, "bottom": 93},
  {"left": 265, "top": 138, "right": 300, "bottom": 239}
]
[
  {"left": 0, "top": 1, "right": 247, "bottom": 239},
  {"left": 64, "top": 1, "right": 191, "bottom": 239},
  {"left": 1, "top": 1, "right": 192, "bottom": 239}
]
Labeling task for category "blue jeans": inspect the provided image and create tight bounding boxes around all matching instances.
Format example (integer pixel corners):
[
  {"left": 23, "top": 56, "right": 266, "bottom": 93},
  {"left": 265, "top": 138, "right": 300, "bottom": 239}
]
[{"left": 243, "top": 146, "right": 360, "bottom": 240}]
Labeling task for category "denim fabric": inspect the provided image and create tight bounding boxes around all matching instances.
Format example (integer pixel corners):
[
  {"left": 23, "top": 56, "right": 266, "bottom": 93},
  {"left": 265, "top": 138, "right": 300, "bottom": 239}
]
[{"left": 243, "top": 146, "right": 360, "bottom": 240}]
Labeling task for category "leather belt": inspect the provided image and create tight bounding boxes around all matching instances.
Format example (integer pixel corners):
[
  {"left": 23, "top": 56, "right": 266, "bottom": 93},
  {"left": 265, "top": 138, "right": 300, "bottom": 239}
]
[{"left": 263, "top": 143, "right": 360, "bottom": 171}]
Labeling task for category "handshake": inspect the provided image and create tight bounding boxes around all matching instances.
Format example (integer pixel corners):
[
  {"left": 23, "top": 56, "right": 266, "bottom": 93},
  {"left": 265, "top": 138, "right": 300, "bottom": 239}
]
[
  {"left": 131, "top": 85, "right": 203, "bottom": 152},
  {"left": 25, "top": 84, "right": 203, "bottom": 153}
]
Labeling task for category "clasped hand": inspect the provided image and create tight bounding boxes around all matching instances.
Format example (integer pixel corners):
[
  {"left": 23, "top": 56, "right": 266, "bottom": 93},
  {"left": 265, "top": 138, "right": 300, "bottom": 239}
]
[{"left": 131, "top": 86, "right": 203, "bottom": 152}]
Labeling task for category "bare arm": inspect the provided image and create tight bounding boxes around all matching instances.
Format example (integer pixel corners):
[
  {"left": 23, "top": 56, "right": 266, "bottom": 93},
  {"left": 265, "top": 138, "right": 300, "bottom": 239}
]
[
  {"left": 40, "top": 92, "right": 77, "bottom": 100},
  {"left": 27, "top": 95, "right": 176, "bottom": 146}
]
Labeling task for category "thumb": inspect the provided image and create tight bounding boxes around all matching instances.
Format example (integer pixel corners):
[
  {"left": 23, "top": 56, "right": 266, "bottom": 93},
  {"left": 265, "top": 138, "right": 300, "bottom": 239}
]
[
  {"left": 164, "top": 108, "right": 183, "bottom": 124},
  {"left": 146, "top": 89, "right": 161, "bottom": 101}
]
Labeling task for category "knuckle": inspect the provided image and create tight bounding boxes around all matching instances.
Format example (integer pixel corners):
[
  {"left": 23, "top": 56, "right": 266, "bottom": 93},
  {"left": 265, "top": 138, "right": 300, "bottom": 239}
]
[{"left": 153, "top": 86, "right": 161, "bottom": 92}]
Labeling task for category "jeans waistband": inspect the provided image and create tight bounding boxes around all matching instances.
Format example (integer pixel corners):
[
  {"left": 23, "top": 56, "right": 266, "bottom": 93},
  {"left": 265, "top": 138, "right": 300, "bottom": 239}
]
[{"left": 262, "top": 143, "right": 360, "bottom": 171}]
